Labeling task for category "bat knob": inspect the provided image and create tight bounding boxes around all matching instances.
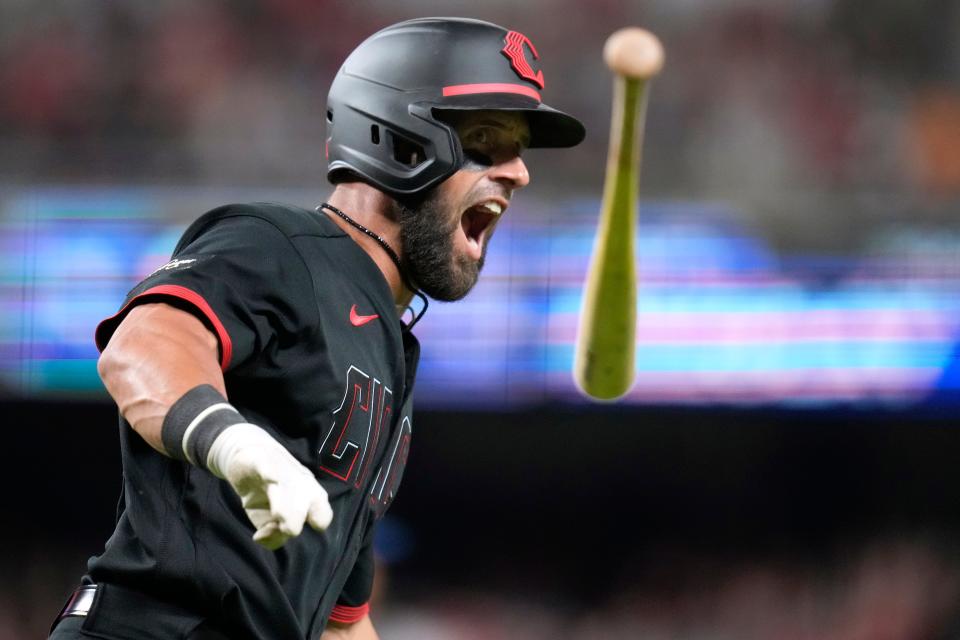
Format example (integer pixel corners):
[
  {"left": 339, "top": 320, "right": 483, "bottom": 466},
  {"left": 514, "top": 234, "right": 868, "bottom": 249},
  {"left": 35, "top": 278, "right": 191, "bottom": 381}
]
[{"left": 603, "top": 28, "right": 665, "bottom": 80}]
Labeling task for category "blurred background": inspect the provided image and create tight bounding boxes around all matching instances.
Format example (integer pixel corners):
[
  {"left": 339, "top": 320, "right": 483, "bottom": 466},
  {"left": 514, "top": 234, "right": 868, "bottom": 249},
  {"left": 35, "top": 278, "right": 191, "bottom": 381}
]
[{"left": 3, "top": 0, "right": 960, "bottom": 637}]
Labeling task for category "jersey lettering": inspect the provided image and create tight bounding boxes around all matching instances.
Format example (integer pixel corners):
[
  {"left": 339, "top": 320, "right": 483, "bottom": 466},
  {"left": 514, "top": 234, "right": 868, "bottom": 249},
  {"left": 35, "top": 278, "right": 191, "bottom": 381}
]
[
  {"left": 320, "top": 365, "right": 411, "bottom": 515},
  {"left": 354, "top": 383, "right": 392, "bottom": 488},
  {"left": 319, "top": 366, "right": 394, "bottom": 486},
  {"left": 369, "top": 416, "right": 412, "bottom": 516}
]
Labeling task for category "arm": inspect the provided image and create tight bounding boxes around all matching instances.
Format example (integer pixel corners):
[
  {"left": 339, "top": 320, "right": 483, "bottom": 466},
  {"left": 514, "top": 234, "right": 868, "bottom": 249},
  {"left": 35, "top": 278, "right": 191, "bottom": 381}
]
[
  {"left": 97, "top": 302, "right": 225, "bottom": 452},
  {"left": 321, "top": 615, "right": 379, "bottom": 640},
  {"left": 98, "top": 300, "right": 332, "bottom": 548}
]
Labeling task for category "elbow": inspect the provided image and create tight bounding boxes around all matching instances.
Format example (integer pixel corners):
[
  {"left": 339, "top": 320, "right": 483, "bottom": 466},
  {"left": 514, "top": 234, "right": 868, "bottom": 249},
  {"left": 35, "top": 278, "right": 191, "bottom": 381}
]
[
  {"left": 96, "top": 341, "right": 125, "bottom": 394},
  {"left": 97, "top": 336, "right": 146, "bottom": 413}
]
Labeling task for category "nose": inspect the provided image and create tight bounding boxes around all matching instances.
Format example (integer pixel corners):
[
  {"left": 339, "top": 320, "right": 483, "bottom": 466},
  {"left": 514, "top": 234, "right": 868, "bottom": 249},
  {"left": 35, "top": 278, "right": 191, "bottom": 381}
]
[{"left": 491, "top": 154, "right": 530, "bottom": 190}]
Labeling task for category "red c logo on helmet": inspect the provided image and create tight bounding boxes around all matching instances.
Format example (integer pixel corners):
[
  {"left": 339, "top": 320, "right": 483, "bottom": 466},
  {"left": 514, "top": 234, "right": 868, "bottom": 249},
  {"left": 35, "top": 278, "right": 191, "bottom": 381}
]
[{"left": 501, "top": 31, "right": 545, "bottom": 89}]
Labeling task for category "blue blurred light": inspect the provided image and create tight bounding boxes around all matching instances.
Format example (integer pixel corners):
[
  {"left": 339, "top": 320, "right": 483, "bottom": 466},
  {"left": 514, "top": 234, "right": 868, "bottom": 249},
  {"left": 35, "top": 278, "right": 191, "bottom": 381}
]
[{"left": 2, "top": 187, "right": 958, "bottom": 409}]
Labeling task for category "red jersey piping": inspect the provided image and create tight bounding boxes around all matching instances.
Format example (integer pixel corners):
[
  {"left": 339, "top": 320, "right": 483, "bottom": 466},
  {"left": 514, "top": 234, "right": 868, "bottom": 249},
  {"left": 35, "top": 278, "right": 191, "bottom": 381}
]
[
  {"left": 329, "top": 602, "right": 370, "bottom": 624},
  {"left": 95, "top": 284, "right": 233, "bottom": 371}
]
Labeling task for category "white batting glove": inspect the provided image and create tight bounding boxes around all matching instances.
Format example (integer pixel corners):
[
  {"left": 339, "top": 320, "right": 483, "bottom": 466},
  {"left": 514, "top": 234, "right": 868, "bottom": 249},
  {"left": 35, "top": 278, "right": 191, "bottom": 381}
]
[{"left": 206, "top": 423, "right": 333, "bottom": 550}]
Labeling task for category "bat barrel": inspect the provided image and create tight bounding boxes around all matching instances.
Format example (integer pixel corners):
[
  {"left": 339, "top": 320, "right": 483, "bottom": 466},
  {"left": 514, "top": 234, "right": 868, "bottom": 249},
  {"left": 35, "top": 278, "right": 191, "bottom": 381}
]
[{"left": 573, "top": 75, "right": 653, "bottom": 400}]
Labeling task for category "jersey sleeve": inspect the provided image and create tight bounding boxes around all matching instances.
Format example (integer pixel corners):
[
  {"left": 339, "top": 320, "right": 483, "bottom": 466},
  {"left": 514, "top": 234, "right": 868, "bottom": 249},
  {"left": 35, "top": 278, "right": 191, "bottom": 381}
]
[
  {"left": 95, "top": 213, "right": 317, "bottom": 372},
  {"left": 329, "top": 524, "right": 375, "bottom": 624}
]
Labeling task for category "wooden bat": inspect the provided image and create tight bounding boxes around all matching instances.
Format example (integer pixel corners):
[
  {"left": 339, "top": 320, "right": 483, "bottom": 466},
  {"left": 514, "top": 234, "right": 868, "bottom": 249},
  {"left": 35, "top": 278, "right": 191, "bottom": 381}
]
[{"left": 573, "top": 28, "right": 664, "bottom": 400}]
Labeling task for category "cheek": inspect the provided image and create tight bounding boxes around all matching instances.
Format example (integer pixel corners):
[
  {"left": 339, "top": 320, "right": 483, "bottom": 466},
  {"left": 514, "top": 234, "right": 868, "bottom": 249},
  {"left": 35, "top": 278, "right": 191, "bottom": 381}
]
[{"left": 440, "top": 173, "right": 478, "bottom": 210}]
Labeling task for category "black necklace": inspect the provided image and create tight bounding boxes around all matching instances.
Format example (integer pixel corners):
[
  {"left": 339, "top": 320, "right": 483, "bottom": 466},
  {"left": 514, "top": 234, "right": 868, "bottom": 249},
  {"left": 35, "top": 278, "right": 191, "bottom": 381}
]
[{"left": 317, "top": 202, "right": 428, "bottom": 328}]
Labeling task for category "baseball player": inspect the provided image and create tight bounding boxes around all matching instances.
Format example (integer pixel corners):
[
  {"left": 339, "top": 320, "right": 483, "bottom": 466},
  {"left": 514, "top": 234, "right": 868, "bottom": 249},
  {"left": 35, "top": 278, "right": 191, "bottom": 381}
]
[{"left": 49, "top": 17, "right": 584, "bottom": 640}]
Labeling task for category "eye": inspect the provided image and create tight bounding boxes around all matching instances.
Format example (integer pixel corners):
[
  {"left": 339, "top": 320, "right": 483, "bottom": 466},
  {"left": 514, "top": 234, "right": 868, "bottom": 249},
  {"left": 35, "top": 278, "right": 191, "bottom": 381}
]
[
  {"left": 460, "top": 126, "right": 497, "bottom": 169},
  {"left": 456, "top": 121, "right": 527, "bottom": 170},
  {"left": 471, "top": 129, "right": 490, "bottom": 146},
  {"left": 464, "top": 127, "right": 493, "bottom": 150}
]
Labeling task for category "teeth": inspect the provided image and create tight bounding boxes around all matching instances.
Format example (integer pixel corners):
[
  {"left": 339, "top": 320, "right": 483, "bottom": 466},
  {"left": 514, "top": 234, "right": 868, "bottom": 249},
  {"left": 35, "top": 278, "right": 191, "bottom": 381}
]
[{"left": 481, "top": 201, "right": 503, "bottom": 216}]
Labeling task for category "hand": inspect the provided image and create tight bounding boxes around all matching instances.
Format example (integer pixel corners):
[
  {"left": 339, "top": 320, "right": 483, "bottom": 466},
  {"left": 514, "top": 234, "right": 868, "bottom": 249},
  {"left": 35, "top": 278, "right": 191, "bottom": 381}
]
[{"left": 207, "top": 424, "right": 334, "bottom": 549}]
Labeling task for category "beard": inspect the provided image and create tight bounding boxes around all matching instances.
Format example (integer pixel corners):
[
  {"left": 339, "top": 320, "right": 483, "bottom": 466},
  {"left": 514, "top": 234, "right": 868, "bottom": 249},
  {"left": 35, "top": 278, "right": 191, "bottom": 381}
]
[{"left": 394, "top": 188, "right": 485, "bottom": 301}]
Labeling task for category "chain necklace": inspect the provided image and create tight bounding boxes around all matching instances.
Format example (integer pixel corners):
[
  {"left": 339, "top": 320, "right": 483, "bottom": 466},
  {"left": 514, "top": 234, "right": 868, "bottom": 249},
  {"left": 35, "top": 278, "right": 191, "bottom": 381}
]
[{"left": 317, "top": 202, "right": 428, "bottom": 328}]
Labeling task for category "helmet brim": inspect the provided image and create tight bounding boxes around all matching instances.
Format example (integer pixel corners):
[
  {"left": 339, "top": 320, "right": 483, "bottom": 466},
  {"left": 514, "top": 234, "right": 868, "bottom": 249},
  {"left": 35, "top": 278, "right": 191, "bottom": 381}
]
[{"left": 430, "top": 94, "right": 586, "bottom": 149}]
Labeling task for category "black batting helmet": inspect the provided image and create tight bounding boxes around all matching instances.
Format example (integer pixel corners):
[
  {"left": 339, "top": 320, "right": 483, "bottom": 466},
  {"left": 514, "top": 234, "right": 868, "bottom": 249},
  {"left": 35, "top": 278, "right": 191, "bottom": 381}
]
[{"left": 325, "top": 17, "right": 586, "bottom": 195}]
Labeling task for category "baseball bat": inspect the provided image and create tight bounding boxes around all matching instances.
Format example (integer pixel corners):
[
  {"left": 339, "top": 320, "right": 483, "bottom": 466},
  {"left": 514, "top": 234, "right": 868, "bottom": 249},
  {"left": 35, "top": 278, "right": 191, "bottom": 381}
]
[{"left": 573, "top": 28, "right": 664, "bottom": 400}]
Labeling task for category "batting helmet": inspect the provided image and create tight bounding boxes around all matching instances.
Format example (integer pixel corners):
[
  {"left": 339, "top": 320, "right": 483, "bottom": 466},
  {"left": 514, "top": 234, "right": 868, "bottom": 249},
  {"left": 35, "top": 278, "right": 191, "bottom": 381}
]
[{"left": 325, "top": 17, "right": 586, "bottom": 195}]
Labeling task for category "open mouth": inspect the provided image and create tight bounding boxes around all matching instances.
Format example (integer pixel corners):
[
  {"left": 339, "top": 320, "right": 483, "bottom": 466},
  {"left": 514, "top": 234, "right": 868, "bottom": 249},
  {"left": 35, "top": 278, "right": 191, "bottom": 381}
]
[{"left": 460, "top": 200, "right": 504, "bottom": 261}]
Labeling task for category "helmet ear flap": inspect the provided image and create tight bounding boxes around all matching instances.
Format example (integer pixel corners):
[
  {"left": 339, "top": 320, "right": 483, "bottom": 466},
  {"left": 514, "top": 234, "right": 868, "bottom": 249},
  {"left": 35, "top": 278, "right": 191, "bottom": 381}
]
[
  {"left": 326, "top": 81, "right": 464, "bottom": 195},
  {"left": 388, "top": 131, "right": 426, "bottom": 169},
  {"left": 408, "top": 103, "right": 464, "bottom": 169}
]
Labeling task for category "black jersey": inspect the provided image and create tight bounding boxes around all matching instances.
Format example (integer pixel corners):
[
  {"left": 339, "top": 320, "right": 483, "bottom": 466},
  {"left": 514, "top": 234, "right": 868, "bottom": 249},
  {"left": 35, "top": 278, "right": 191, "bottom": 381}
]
[{"left": 87, "top": 203, "right": 419, "bottom": 640}]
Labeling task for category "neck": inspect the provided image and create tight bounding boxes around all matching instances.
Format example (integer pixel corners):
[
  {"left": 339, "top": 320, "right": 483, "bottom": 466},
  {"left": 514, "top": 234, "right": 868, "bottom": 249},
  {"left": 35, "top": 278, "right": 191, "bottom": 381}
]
[{"left": 324, "top": 184, "right": 414, "bottom": 311}]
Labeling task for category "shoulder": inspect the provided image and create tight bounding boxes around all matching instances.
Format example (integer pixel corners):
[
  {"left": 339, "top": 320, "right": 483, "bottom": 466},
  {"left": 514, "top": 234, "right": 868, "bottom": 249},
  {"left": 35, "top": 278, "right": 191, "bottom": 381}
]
[{"left": 175, "top": 202, "right": 345, "bottom": 252}]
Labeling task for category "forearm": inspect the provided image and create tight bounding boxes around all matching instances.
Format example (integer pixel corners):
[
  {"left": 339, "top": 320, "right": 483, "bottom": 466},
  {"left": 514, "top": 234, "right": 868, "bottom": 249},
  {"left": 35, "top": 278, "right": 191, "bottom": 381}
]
[
  {"left": 98, "top": 300, "right": 332, "bottom": 548},
  {"left": 321, "top": 615, "right": 379, "bottom": 640},
  {"left": 97, "top": 302, "right": 225, "bottom": 455}
]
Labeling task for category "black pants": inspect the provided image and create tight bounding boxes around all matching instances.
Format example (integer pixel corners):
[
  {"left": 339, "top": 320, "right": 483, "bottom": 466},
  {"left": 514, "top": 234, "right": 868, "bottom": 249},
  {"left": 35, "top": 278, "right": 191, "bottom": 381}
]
[
  {"left": 48, "top": 583, "right": 231, "bottom": 640},
  {"left": 49, "top": 616, "right": 231, "bottom": 640},
  {"left": 48, "top": 616, "right": 84, "bottom": 639},
  {"left": 49, "top": 617, "right": 228, "bottom": 640}
]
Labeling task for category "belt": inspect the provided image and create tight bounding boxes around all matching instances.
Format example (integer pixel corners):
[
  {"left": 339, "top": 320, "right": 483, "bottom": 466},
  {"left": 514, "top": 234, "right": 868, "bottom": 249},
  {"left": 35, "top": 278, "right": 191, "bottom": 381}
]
[{"left": 51, "top": 584, "right": 97, "bottom": 633}]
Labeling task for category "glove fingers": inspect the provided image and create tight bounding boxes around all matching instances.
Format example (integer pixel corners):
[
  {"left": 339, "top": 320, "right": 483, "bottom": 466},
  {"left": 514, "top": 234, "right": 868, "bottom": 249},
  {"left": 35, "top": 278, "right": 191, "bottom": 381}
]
[
  {"left": 267, "top": 482, "right": 307, "bottom": 538},
  {"left": 226, "top": 438, "right": 333, "bottom": 547},
  {"left": 241, "top": 489, "right": 269, "bottom": 511},
  {"left": 253, "top": 521, "right": 286, "bottom": 550},
  {"left": 307, "top": 488, "right": 333, "bottom": 531},
  {"left": 245, "top": 507, "right": 275, "bottom": 530}
]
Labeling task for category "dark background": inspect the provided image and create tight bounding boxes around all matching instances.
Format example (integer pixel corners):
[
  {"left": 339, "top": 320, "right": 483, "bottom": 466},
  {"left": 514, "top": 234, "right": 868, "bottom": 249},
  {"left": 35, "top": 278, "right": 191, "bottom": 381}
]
[
  {"left": 10, "top": 400, "right": 960, "bottom": 637},
  {"left": 3, "top": 0, "right": 960, "bottom": 636}
]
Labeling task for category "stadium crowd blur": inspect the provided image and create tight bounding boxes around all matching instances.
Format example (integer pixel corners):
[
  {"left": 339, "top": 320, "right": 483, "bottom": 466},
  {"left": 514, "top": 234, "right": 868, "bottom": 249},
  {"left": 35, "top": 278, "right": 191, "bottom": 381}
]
[
  {"left": 3, "top": 0, "right": 960, "bottom": 638},
  {"left": 3, "top": 0, "right": 958, "bottom": 205}
]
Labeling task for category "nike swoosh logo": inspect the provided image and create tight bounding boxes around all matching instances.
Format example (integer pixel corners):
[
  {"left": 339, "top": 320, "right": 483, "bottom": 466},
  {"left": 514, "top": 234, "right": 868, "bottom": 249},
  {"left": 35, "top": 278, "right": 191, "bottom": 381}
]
[{"left": 349, "top": 304, "right": 380, "bottom": 327}]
